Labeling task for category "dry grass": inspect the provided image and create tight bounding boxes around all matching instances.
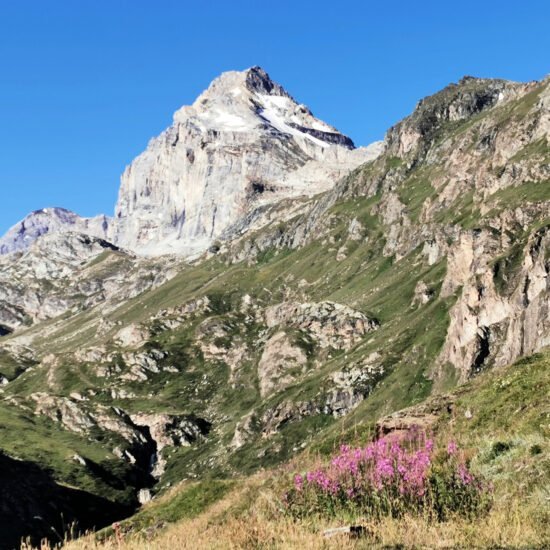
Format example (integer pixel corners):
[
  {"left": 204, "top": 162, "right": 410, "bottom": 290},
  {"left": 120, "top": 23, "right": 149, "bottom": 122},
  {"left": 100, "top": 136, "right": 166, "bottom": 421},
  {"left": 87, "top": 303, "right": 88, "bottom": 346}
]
[
  {"left": 27, "top": 472, "right": 549, "bottom": 550},
  {"left": 22, "top": 354, "right": 550, "bottom": 549}
]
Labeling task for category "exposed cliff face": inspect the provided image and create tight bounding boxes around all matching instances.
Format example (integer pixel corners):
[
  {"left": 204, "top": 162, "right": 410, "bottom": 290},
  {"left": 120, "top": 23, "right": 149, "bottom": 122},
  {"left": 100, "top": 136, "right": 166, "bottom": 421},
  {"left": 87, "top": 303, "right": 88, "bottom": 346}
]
[
  {"left": 0, "top": 231, "right": 177, "bottom": 331},
  {"left": 0, "top": 68, "right": 381, "bottom": 260},
  {"left": 438, "top": 224, "right": 549, "bottom": 381},
  {"left": 384, "top": 76, "right": 523, "bottom": 158},
  {"left": 112, "top": 66, "right": 381, "bottom": 256}
]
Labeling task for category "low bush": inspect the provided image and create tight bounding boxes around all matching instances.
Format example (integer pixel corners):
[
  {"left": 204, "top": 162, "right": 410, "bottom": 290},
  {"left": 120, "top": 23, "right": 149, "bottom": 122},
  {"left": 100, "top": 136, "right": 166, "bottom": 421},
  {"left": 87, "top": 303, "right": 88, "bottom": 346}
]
[{"left": 284, "top": 430, "right": 491, "bottom": 521}]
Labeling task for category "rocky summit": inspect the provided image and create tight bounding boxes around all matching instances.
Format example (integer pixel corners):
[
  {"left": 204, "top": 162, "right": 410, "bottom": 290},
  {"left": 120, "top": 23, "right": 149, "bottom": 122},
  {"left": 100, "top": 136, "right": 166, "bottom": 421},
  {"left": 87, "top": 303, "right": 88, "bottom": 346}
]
[
  {"left": 113, "top": 66, "right": 382, "bottom": 256},
  {"left": 0, "top": 70, "right": 548, "bottom": 548},
  {"left": 0, "top": 67, "right": 382, "bottom": 259}
]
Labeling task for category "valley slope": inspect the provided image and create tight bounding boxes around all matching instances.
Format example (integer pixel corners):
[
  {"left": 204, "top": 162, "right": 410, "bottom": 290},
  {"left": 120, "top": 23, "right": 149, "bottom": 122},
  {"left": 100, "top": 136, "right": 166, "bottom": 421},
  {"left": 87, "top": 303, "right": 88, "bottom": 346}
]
[{"left": 0, "top": 71, "right": 548, "bottom": 548}]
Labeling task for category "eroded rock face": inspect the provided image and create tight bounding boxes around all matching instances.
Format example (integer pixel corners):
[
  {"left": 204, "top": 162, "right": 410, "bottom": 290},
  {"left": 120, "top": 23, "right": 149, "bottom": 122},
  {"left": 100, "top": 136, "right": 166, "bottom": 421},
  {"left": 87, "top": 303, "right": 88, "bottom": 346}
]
[
  {"left": 130, "top": 413, "right": 211, "bottom": 451},
  {"left": 413, "top": 281, "right": 435, "bottom": 306},
  {"left": 28, "top": 393, "right": 147, "bottom": 444},
  {"left": 115, "top": 324, "right": 150, "bottom": 348},
  {"left": 385, "top": 76, "right": 523, "bottom": 158},
  {"left": 265, "top": 301, "right": 379, "bottom": 349},
  {"left": 230, "top": 411, "right": 257, "bottom": 450},
  {"left": 261, "top": 400, "right": 319, "bottom": 437},
  {"left": 376, "top": 394, "right": 456, "bottom": 439},
  {"left": 130, "top": 413, "right": 211, "bottom": 477},
  {"left": 118, "top": 350, "right": 164, "bottom": 381},
  {"left": 254, "top": 301, "right": 379, "bottom": 399},
  {"left": 0, "top": 231, "right": 177, "bottom": 333},
  {"left": 438, "top": 226, "right": 550, "bottom": 380},
  {"left": 30, "top": 393, "right": 96, "bottom": 433},
  {"left": 192, "top": 315, "right": 253, "bottom": 389},
  {"left": 0, "top": 233, "right": 119, "bottom": 324},
  {"left": 326, "top": 356, "right": 385, "bottom": 417},
  {"left": 151, "top": 297, "right": 211, "bottom": 332},
  {"left": 0, "top": 208, "right": 110, "bottom": 256},
  {"left": 257, "top": 331, "right": 308, "bottom": 398},
  {"left": 0, "top": 303, "right": 28, "bottom": 333},
  {"left": 256, "top": 353, "right": 386, "bottom": 437},
  {"left": 25, "top": 392, "right": 211, "bottom": 477}
]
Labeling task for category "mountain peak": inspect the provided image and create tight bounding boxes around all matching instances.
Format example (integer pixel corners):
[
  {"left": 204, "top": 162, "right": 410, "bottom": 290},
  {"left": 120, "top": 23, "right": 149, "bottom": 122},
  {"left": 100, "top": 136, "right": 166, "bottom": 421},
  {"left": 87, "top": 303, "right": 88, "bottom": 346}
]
[
  {"left": 189, "top": 66, "right": 291, "bottom": 108},
  {"left": 3, "top": 67, "right": 380, "bottom": 259},
  {"left": 116, "top": 66, "right": 379, "bottom": 256},
  {"left": 30, "top": 206, "right": 78, "bottom": 220},
  {"left": 171, "top": 66, "right": 358, "bottom": 152},
  {"left": 243, "top": 66, "right": 290, "bottom": 97}
]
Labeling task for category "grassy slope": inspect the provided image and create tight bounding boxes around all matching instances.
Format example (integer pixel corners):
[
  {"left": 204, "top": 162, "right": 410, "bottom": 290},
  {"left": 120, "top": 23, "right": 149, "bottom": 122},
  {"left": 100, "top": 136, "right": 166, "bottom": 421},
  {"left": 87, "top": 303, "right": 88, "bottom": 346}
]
[
  {"left": 6, "top": 79, "right": 550, "bottom": 547},
  {"left": 2, "top": 191, "right": 458, "bottom": 488},
  {"left": 5, "top": 163, "right": 548, "bottom": 502},
  {"left": 59, "top": 348, "right": 550, "bottom": 549},
  {"left": 0, "top": 401, "right": 144, "bottom": 506}
]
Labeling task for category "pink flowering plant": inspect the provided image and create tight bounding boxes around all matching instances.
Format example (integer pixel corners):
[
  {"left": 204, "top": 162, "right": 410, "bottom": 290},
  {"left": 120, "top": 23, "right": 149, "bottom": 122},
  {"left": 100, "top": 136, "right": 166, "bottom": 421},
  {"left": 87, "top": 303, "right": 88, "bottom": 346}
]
[{"left": 284, "top": 430, "right": 491, "bottom": 521}]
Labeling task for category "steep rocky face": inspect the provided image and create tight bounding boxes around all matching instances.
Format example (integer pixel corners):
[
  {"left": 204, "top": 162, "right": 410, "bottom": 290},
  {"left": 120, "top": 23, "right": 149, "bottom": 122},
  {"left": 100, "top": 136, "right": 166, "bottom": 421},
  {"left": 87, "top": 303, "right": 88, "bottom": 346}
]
[
  {"left": 0, "top": 207, "right": 110, "bottom": 255},
  {"left": 438, "top": 225, "right": 549, "bottom": 380},
  {"left": 0, "top": 68, "right": 381, "bottom": 260},
  {"left": 235, "top": 75, "right": 549, "bottom": 381},
  {"left": 0, "top": 231, "right": 177, "bottom": 332},
  {"left": 384, "top": 76, "right": 523, "bottom": 158},
  {"left": 112, "top": 66, "right": 382, "bottom": 256}
]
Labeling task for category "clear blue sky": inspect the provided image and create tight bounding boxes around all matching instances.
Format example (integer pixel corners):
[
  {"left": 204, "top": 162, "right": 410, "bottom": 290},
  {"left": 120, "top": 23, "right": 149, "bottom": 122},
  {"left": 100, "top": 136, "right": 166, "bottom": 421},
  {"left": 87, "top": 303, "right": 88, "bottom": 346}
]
[{"left": 1, "top": 1, "right": 548, "bottom": 234}]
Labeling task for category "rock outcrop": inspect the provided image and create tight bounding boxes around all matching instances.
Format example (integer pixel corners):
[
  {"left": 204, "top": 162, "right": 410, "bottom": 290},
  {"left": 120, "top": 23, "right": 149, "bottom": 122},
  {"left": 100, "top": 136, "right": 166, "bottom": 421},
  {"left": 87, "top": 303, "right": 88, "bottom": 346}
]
[
  {"left": 130, "top": 413, "right": 211, "bottom": 451},
  {"left": 257, "top": 331, "right": 308, "bottom": 398},
  {"left": 0, "top": 207, "right": 110, "bottom": 255},
  {"left": 265, "top": 301, "right": 379, "bottom": 349},
  {"left": 0, "top": 231, "right": 176, "bottom": 331},
  {"left": 130, "top": 413, "right": 211, "bottom": 476},
  {"left": 438, "top": 225, "right": 549, "bottom": 380}
]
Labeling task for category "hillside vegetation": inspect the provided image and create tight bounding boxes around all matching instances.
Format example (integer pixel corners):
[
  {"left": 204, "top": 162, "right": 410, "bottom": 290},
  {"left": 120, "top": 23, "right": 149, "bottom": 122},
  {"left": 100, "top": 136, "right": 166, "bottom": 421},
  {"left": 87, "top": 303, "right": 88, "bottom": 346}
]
[
  {"left": 42, "top": 348, "right": 550, "bottom": 549},
  {"left": 1, "top": 74, "right": 548, "bottom": 548}
]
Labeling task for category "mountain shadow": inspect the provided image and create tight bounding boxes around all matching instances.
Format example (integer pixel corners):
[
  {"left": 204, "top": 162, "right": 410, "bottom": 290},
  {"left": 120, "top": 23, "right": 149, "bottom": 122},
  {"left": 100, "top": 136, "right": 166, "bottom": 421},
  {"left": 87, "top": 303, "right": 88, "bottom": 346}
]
[{"left": 0, "top": 451, "right": 133, "bottom": 549}]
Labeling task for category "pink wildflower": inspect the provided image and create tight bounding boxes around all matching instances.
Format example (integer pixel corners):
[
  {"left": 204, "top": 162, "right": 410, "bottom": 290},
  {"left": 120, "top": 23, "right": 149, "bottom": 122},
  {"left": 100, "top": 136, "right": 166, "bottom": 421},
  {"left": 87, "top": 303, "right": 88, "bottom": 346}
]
[
  {"left": 294, "top": 474, "right": 304, "bottom": 491},
  {"left": 458, "top": 463, "right": 474, "bottom": 485},
  {"left": 447, "top": 440, "right": 458, "bottom": 456}
]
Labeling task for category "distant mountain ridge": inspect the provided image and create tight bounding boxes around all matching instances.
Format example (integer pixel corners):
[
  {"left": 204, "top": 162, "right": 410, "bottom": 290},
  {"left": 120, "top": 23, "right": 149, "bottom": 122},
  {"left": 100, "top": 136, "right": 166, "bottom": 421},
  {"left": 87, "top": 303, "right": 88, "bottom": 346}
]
[
  {"left": 0, "top": 67, "right": 382, "bottom": 258},
  {"left": 0, "top": 207, "right": 109, "bottom": 255}
]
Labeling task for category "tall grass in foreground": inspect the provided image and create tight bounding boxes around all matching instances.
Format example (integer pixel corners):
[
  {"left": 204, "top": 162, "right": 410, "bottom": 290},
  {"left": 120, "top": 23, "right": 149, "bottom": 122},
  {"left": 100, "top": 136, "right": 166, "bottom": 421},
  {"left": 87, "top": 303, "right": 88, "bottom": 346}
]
[
  {"left": 22, "top": 429, "right": 549, "bottom": 549},
  {"left": 285, "top": 429, "right": 491, "bottom": 521},
  {"left": 25, "top": 496, "right": 548, "bottom": 550}
]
